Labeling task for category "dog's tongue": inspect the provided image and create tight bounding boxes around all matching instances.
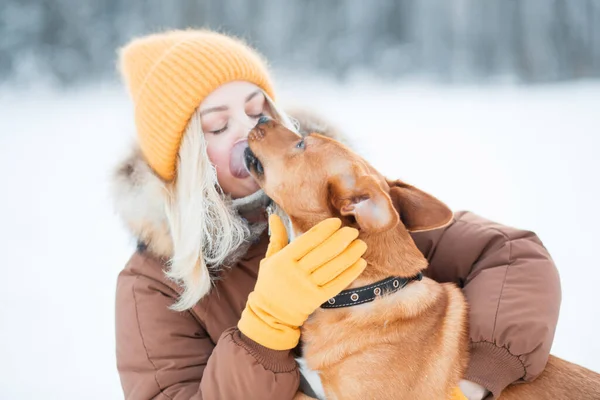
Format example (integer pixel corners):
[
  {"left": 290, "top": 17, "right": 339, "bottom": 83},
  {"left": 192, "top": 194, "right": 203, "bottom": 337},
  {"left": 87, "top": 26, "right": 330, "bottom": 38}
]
[{"left": 230, "top": 140, "right": 250, "bottom": 179}]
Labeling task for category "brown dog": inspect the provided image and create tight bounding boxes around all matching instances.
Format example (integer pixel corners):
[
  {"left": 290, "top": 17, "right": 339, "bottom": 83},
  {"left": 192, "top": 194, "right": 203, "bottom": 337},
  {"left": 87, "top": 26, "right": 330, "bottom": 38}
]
[
  {"left": 245, "top": 118, "right": 600, "bottom": 399},
  {"left": 246, "top": 118, "right": 468, "bottom": 399}
]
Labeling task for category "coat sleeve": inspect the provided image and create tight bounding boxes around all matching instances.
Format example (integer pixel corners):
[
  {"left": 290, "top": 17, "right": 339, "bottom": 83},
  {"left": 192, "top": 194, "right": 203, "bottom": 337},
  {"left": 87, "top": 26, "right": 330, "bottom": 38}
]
[
  {"left": 410, "top": 211, "right": 561, "bottom": 399},
  {"left": 115, "top": 271, "right": 300, "bottom": 400}
]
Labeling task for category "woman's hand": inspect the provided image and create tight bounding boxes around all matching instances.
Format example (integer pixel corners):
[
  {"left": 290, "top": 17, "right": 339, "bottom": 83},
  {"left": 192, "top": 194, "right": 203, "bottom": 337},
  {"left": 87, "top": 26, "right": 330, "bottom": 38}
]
[{"left": 238, "top": 215, "right": 367, "bottom": 350}]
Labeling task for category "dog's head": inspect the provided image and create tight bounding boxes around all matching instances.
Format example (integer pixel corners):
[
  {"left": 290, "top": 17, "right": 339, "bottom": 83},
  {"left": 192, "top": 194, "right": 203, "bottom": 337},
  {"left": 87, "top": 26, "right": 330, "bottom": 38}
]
[{"left": 245, "top": 118, "right": 453, "bottom": 236}]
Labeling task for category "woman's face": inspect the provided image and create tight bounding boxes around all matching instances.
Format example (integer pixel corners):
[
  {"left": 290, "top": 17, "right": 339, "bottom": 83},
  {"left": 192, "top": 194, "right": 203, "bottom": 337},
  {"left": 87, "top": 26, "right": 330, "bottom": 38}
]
[{"left": 199, "top": 81, "right": 271, "bottom": 199}]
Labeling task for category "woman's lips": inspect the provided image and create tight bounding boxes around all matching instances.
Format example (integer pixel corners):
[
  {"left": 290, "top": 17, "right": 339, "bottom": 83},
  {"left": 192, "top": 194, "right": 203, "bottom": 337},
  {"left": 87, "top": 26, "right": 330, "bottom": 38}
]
[{"left": 230, "top": 139, "right": 251, "bottom": 179}]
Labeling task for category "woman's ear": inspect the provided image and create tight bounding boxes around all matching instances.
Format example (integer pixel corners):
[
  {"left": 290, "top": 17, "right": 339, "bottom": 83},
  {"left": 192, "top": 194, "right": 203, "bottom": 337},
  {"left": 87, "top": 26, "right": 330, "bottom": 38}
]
[
  {"left": 329, "top": 174, "right": 399, "bottom": 234},
  {"left": 386, "top": 179, "right": 453, "bottom": 232}
]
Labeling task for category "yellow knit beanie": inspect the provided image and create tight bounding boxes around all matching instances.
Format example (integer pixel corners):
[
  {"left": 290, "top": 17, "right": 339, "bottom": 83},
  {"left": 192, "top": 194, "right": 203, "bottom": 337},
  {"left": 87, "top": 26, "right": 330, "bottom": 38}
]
[{"left": 119, "top": 29, "right": 276, "bottom": 181}]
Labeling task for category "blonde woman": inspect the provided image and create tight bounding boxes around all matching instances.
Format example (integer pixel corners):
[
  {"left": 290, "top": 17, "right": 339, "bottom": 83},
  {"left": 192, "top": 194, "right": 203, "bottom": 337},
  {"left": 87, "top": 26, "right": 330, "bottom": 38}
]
[{"left": 113, "top": 30, "right": 560, "bottom": 400}]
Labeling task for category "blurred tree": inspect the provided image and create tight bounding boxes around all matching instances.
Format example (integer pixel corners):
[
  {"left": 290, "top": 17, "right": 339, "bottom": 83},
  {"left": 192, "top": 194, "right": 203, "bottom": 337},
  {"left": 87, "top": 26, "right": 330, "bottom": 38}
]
[{"left": 1, "top": 0, "right": 599, "bottom": 86}]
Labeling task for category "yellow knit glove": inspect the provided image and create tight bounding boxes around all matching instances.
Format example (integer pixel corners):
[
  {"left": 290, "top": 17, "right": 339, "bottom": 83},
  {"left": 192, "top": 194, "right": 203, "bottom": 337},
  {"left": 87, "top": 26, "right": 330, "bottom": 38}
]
[
  {"left": 238, "top": 215, "right": 367, "bottom": 350},
  {"left": 450, "top": 387, "right": 468, "bottom": 400}
]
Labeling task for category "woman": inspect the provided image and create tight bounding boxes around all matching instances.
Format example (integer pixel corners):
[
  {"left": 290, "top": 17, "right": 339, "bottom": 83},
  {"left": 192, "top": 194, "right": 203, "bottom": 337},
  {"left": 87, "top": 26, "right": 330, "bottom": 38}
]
[{"left": 113, "top": 30, "right": 561, "bottom": 400}]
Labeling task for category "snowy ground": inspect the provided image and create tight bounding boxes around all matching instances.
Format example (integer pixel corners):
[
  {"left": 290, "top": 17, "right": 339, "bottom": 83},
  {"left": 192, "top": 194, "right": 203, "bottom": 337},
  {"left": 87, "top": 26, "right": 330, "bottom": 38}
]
[{"left": 0, "top": 78, "right": 599, "bottom": 399}]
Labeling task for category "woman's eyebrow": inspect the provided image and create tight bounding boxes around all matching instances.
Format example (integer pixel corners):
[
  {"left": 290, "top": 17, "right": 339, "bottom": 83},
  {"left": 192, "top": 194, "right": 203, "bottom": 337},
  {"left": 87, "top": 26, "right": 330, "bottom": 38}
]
[
  {"left": 245, "top": 90, "right": 261, "bottom": 102},
  {"left": 200, "top": 106, "right": 228, "bottom": 116},
  {"left": 200, "top": 91, "right": 261, "bottom": 116}
]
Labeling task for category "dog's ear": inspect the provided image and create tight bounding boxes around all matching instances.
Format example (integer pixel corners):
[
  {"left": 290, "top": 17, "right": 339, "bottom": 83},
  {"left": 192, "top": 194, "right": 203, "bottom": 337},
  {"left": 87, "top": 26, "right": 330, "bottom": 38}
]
[
  {"left": 329, "top": 174, "right": 399, "bottom": 234},
  {"left": 386, "top": 179, "right": 453, "bottom": 232}
]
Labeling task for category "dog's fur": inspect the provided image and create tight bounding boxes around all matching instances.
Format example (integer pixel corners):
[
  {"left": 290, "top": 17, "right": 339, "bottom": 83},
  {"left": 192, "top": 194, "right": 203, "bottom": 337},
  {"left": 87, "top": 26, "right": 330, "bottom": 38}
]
[
  {"left": 246, "top": 120, "right": 600, "bottom": 399},
  {"left": 501, "top": 356, "right": 600, "bottom": 399}
]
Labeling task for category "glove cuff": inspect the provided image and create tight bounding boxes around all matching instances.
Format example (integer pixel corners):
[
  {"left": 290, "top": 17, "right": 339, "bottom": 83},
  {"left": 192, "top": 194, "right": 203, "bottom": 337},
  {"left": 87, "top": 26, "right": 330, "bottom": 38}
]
[{"left": 238, "top": 302, "right": 302, "bottom": 350}]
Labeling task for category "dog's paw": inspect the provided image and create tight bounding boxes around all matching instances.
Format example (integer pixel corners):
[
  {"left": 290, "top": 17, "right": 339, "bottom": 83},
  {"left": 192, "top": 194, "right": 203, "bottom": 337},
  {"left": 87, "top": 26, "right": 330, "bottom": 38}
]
[{"left": 459, "top": 380, "right": 490, "bottom": 400}]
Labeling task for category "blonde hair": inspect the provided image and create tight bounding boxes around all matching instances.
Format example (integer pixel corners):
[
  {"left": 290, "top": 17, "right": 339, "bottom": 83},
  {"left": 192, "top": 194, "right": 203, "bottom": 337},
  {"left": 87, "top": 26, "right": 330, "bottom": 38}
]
[{"left": 164, "top": 92, "right": 297, "bottom": 311}]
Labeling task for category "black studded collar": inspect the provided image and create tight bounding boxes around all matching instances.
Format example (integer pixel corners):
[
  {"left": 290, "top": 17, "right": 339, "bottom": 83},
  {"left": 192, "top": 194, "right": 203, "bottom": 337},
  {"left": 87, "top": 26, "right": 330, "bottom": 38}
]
[{"left": 320, "top": 272, "right": 423, "bottom": 309}]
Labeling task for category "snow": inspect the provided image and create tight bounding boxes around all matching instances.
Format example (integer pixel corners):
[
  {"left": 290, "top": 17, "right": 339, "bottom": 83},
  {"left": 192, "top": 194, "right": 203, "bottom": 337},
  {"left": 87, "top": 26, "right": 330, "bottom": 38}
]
[{"left": 1, "top": 78, "right": 599, "bottom": 399}]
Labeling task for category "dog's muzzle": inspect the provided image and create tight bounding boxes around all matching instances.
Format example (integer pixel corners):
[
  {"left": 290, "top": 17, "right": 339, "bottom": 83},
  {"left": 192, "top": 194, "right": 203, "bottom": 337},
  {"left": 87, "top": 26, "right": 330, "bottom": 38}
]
[{"left": 244, "top": 146, "right": 264, "bottom": 175}]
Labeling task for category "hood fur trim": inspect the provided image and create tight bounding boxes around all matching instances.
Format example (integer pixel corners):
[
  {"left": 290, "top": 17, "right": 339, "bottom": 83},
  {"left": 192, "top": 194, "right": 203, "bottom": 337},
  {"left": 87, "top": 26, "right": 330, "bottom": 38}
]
[{"left": 111, "top": 146, "right": 173, "bottom": 258}]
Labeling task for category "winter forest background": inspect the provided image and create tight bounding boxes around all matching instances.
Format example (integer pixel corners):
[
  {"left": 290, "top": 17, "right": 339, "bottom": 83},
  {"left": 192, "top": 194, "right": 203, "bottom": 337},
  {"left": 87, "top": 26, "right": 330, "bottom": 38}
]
[
  {"left": 2, "top": 0, "right": 600, "bottom": 86},
  {"left": 1, "top": 1, "right": 600, "bottom": 399}
]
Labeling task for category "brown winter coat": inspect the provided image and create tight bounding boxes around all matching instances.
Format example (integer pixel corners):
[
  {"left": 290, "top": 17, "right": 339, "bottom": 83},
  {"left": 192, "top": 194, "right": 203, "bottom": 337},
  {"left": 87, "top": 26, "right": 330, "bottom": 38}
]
[
  {"left": 115, "top": 211, "right": 560, "bottom": 399},
  {"left": 113, "top": 112, "right": 561, "bottom": 399}
]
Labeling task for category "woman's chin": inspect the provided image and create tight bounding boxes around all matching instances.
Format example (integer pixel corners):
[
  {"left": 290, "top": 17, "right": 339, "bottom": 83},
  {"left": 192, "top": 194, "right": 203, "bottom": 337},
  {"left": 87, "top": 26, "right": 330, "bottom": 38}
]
[
  {"left": 244, "top": 175, "right": 261, "bottom": 192},
  {"left": 230, "top": 176, "right": 261, "bottom": 199}
]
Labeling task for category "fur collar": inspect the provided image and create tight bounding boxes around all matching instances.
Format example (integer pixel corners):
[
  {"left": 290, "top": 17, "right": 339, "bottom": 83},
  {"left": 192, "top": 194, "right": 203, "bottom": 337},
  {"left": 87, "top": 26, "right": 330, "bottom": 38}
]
[{"left": 111, "top": 146, "right": 174, "bottom": 258}]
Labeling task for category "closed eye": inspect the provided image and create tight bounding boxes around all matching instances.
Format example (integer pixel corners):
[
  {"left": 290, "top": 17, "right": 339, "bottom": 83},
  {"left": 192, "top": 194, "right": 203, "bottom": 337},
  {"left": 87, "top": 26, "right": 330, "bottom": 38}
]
[{"left": 209, "top": 125, "right": 227, "bottom": 135}]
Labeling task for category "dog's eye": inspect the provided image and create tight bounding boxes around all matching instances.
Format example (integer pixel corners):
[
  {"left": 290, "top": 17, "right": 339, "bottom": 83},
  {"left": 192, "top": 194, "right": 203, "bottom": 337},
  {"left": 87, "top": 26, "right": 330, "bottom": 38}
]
[{"left": 296, "top": 139, "right": 305, "bottom": 149}]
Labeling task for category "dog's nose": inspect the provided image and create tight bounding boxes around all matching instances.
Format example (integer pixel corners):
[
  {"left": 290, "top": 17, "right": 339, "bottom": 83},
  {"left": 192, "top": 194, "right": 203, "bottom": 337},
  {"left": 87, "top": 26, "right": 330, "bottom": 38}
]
[{"left": 257, "top": 115, "right": 270, "bottom": 126}]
